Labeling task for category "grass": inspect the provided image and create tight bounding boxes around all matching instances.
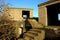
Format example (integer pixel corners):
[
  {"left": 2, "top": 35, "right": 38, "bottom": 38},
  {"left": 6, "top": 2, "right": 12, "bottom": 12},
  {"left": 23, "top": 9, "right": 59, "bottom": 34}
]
[{"left": 0, "top": 18, "right": 25, "bottom": 39}]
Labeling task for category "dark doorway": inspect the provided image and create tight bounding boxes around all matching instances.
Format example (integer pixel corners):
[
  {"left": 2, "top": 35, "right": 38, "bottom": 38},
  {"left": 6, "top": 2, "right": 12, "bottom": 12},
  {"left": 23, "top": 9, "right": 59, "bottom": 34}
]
[
  {"left": 47, "top": 3, "right": 60, "bottom": 26},
  {"left": 22, "top": 11, "right": 30, "bottom": 19}
]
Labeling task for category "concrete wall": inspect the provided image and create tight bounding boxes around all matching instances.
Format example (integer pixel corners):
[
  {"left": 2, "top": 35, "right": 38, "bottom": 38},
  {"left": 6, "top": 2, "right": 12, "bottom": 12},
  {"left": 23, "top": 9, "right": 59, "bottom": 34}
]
[
  {"left": 38, "top": 6, "right": 47, "bottom": 26},
  {"left": 4, "top": 8, "right": 33, "bottom": 21},
  {"left": 38, "top": 1, "right": 60, "bottom": 26}
]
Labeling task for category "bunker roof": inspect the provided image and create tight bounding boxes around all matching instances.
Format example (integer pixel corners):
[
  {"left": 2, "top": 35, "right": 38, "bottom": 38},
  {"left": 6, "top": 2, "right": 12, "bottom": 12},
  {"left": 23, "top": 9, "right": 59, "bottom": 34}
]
[
  {"left": 7, "top": 7, "right": 33, "bottom": 10},
  {"left": 38, "top": 0, "right": 60, "bottom": 7}
]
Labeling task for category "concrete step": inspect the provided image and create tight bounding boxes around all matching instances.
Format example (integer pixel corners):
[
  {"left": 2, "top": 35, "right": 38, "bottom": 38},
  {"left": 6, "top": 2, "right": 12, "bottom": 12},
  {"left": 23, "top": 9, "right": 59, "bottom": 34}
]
[
  {"left": 25, "top": 33, "right": 36, "bottom": 38},
  {"left": 24, "top": 33, "right": 38, "bottom": 40},
  {"left": 18, "top": 38, "right": 24, "bottom": 40},
  {"left": 28, "top": 19, "right": 43, "bottom": 28},
  {"left": 24, "top": 28, "right": 45, "bottom": 40},
  {"left": 26, "top": 31, "right": 38, "bottom": 36},
  {"left": 30, "top": 29, "right": 41, "bottom": 33}
]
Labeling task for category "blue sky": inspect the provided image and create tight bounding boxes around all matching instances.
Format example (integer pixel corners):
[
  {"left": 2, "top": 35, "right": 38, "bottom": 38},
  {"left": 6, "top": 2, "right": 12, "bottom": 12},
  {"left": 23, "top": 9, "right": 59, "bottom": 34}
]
[
  {"left": 5, "top": 0, "right": 49, "bottom": 17},
  {"left": 58, "top": 14, "right": 60, "bottom": 20}
]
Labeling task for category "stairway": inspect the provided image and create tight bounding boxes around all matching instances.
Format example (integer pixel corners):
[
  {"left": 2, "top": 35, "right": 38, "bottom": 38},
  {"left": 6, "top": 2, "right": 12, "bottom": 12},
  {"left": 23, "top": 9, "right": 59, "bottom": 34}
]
[
  {"left": 18, "top": 18, "right": 60, "bottom": 40},
  {"left": 24, "top": 28, "right": 45, "bottom": 40},
  {"left": 28, "top": 19, "right": 44, "bottom": 28},
  {"left": 22, "top": 19, "right": 45, "bottom": 40}
]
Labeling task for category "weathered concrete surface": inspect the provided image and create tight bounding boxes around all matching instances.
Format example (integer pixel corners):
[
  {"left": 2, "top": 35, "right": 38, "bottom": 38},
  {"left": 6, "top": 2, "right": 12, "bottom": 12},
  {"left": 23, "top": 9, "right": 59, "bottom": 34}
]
[
  {"left": 38, "top": 0, "right": 60, "bottom": 26},
  {"left": 24, "top": 28, "right": 45, "bottom": 40},
  {"left": 4, "top": 8, "right": 33, "bottom": 21},
  {"left": 28, "top": 19, "right": 44, "bottom": 28}
]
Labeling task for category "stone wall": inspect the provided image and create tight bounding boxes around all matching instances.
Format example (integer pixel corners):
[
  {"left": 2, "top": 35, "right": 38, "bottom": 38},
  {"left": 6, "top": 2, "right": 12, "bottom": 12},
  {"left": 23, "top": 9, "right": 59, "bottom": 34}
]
[
  {"left": 38, "top": 6, "right": 47, "bottom": 26},
  {"left": 4, "top": 8, "right": 33, "bottom": 21},
  {"left": 38, "top": 0, "right": 60, "bottom": 26}
]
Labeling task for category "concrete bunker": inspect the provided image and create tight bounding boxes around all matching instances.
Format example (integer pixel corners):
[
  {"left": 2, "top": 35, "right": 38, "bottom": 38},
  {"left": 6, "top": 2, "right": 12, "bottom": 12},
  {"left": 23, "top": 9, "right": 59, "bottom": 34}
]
[
  {"left": 4, "top": 8, "right": 33, "bottom": 21},
  {"left": 47, "top": 3, "right": 60, "bottom": 26},
  {"left": 38, "top": 0, "right": 60, "bottom": 26}
]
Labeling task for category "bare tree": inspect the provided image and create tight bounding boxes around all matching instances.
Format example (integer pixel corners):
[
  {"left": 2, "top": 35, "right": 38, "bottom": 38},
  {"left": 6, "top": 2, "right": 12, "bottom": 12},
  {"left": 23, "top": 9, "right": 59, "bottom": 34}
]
[{"left": 0, "top": 0, "right": 20, "bottom": 40}]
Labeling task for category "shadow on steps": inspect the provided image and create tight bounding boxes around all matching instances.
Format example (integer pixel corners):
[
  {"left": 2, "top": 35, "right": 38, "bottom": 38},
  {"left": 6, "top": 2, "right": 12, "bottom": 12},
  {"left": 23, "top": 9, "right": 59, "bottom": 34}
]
[{"left": 44, "top": 29, "right": 60, "bottom": 40}]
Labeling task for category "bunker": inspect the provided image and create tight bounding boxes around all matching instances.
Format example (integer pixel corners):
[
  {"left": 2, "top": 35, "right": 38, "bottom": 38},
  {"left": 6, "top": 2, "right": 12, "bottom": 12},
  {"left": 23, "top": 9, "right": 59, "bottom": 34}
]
[
  {"left": 4, "top": 8, "right": 33, "bottom": 21},
  {"left": 38, "top": 0, "right": 60, "bottom": 26}
]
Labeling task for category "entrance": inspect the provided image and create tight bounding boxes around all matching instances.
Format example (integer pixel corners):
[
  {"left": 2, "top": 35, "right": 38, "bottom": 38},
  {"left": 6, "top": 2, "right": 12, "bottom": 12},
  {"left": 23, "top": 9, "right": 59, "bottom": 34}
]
[
  {"left": 47, "top": 3, "right": 60, "bottom": 26},
  {"left": 22, "top": 11, "right": 30, "bottom": 19}
]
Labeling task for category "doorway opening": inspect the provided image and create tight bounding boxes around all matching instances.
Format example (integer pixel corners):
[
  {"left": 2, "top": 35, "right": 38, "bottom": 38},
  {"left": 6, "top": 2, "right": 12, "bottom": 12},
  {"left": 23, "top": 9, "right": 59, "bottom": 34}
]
[
  {"left": 47, "top": 3, "right": 60, "bottom": 26},
  {"left": 22, "top": 11, "right": 30, "bottom": 19}
]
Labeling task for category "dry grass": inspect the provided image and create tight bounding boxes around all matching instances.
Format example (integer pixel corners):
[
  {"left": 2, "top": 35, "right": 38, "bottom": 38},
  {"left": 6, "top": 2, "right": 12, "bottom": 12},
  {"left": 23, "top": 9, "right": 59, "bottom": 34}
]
[{"left": 0, "top": 17, "right": 24, "bottom": 39}]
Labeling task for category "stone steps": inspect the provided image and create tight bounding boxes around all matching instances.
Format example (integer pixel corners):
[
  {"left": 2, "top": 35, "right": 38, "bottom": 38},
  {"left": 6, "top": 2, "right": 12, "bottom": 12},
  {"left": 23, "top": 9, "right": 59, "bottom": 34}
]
[
  {"left": 24, "top": 32, "right": 38, "bottom": 40},
  {"left": 27, "top": 31, "right": 39, "bottom": 36},
  {"left": 28, "top": 19, "right": 43, "bottom": 28},
  {"left": 24, "top": 28, "right": 45, "bottom": 40},
  {"left": 24, "top": 19, "right": 45, "bottom": 40},
  {"left": 18, "top": 38, "right": 24, "bottom": 40}
]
